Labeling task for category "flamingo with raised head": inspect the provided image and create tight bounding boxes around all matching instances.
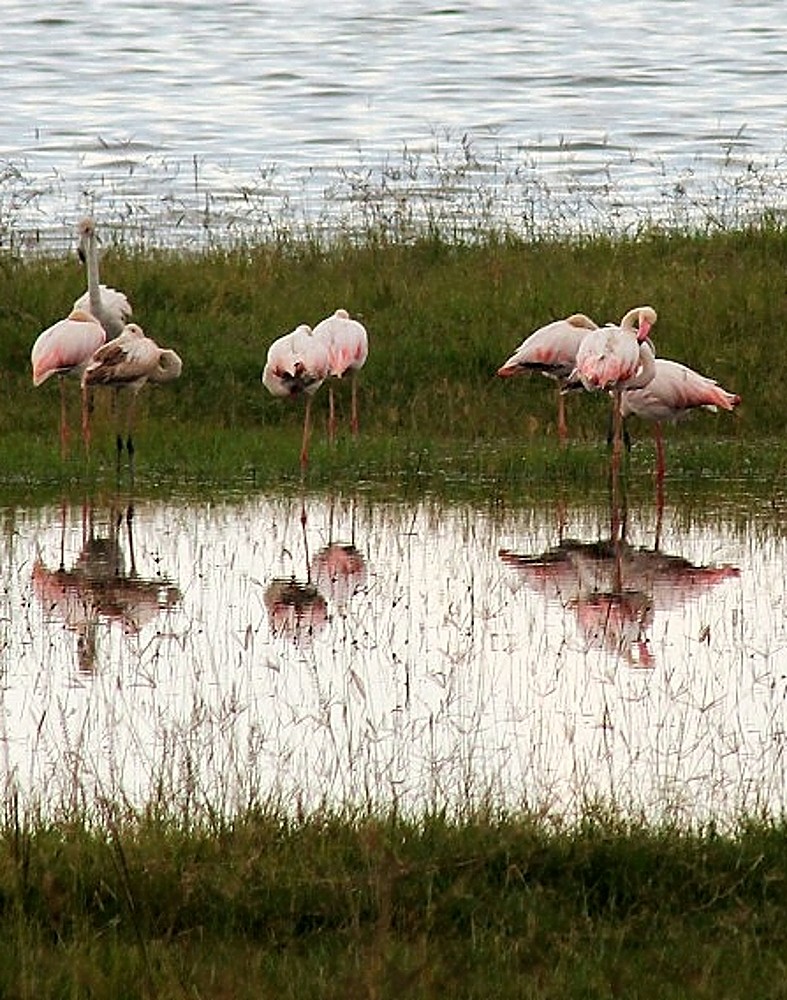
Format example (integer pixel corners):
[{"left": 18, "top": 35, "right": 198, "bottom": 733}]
[
  {"left": 572, "top": 305, "right": 657, "bottom": 476},
  {"left": 311, "top": 308, "right": 369, "bottom": 440},
  {"left": 621, "top": 357, "right": 740, "bottom": 483},
  {"left": 72, "top": 217, "right": 132, "bottom": 338},
  {"left": 81, "top": 322, "right": 183, "bottom": 472},
  {"left": 262, "top": 323, "right": 331, "bottom": 469},
  {"left": 31, "top": 308, "right": 107, "bottom": 455},
  {"left": 496, "top": 312, "right": 599, "bottom": 442}
]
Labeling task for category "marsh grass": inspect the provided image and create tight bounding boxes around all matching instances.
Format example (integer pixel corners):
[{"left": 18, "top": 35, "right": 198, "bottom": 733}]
[
  {"left": 0, "top": 804, "right": 786, "bottom": 999},
  {"left": 2, "top": 223, "right": 786, "bottom": 494}
]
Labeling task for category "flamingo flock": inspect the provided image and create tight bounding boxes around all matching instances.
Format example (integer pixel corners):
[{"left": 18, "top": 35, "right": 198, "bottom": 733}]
[
  {"left": 30, "top": 218, "right": 183, "bottom": 467},
  {"left": 29, "top": 218, "right": 740, "bottom": 495},
  {"left": 497, "top": 304, "right": 740, "bottom": 482}
]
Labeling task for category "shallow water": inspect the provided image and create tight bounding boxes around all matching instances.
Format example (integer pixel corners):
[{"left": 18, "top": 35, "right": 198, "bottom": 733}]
[
  {"left": 2, "top": 488, "right": 784, "bottom": 824},
  {"left": 3, "top": 0, "right": 787, "bottom": 250}
]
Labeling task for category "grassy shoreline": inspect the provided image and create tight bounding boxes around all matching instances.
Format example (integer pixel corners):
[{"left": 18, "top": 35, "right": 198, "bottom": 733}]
[{"left": 3, "top": 225, "right": 786, "bottom": 477}]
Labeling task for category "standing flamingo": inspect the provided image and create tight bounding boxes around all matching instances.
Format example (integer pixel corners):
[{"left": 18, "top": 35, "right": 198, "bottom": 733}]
[
  {"left": 573, "top": 306, "right": 657, "bottom": 461},
  {"left": 81, "top": 323, "right": 183, "bottom": 474},
  {"left": 311, "top": 308, "right": 369, "bottom": 441},
  {"left": 621, "top": 357, "right": 740, "bottom": 541},
  {"left": 572, "top": 305, "right": 657, "bottom": 536},
  {"left": 31, "top": 308, "right": 107, "bottom": 456},
  {"left": 73, "top": 217, "right": 132, "bottom": 338},
  {"left": 262, "top": 323, "right": 331, "bottom": 469},
  {"left": 496, "top": 312, "right": 599, "bottom": 442}
]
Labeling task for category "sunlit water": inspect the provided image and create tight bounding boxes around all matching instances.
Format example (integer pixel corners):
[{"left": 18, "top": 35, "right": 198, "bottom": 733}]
[
  {"left": 2, "top": 491, "right": 784, "bottom": 825},
  {"left": 2, "top": 0, "right": 787, "bottom": 250}
]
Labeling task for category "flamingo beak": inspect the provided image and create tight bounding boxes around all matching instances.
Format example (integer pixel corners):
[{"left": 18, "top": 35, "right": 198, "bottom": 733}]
[{"left": 637, "top": 318, "right": 652, "bottom": 342}]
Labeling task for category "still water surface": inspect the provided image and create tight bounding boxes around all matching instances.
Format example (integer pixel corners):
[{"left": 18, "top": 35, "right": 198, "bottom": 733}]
[
  {"left": 2, "top": 490, "right": 784, "bottom": 824},
  {"left": 3, "top": 0, "right": 787, "bottom": 249}
]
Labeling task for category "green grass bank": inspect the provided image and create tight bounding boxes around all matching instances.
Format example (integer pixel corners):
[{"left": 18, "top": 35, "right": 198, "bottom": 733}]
[{"left": 1, "top": 224, "right": 786, "bottom": 492}]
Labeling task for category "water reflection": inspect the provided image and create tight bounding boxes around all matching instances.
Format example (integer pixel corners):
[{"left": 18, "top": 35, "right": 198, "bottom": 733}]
[
  {"left": 32, "top": 499, "right": 181, "bottom": 672},
  {"left": 264, "top": 578, "right": 328, "bottom": 645},
  {"left": 4, "top": 490, "right": 783, "bottom": 824},
  {"left": 264, "top": 497, "right": 368, "bottom": 644},
  {"left": 500, "top": 536, "right": 740, "bottom": 668}
]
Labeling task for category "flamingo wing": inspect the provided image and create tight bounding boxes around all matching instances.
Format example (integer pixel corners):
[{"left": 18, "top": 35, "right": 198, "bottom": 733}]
[
  {"left": 31, "top": 311, "right": 106, "bottom": 386},
  {"left": 621, "top": 359, "right": 740, "bottom": 421},
  {"left": 312, "top": 309, "right": 369, "bottom": 377},
  {"left": 497, "top": 314, "right": 597, "bottom": 380}
]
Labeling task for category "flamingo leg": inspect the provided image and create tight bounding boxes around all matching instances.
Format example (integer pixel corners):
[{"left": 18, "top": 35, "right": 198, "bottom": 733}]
[
  {"left": 556, "top": 388, "right": 568, "bottom": 445},
  {"left": 300, "top": 396, "right": 314, "bottom": 470},
  {"left": 654, "top": 422, "right": 666, "bottom": 485},
  {"left": 350, "top": 371, "right": 360, "bottom": 437},
  {"left": 328, "top": 383, "right": 336, "bottom": 444},
  {"left": 80, "top": 384, "right": 93, "bottom": 456},
  {"left": 60, "top": 377, "right": 70, "bottom": 458},
  {"left": 654, "top": 423, "right": 665, "bottom": 551},
  {"left": 609, "top": 391, "right": 625, "bottom": 543}
]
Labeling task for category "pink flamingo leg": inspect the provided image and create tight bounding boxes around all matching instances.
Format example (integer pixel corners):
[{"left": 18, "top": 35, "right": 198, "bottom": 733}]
[
  {"left": 609, "top": 391, "right": 625, "bottom": 543},
  {"left": 350, "top": 371, "right": 360, "bottom": 437},
  {"left": 556, "top": 388, "right": 568, "bottom": 445},
  {"left": 300, "top": 396, "right": 313, "bottom": 470},
  {"left": 654, "top": 423, "right": 665, "bottom": 550},
  {"left": 327, "top": 384, "right": 337, "bottom": 444},
  {"left": 60, "top": 377, "right": 70, "bottom": 458}
]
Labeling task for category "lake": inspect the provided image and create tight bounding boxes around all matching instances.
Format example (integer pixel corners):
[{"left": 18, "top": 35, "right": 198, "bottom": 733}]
[
  {"left": 3, "top": 487, "right": 784, "bottom": 825},
  {"left": 2, "top": 0, "right": 787, "bottom": 251}
]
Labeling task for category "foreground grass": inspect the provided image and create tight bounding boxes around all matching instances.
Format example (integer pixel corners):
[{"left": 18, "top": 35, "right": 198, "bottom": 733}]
[{"left": 1, "top": 806, "right": 785, "bottom": 999}]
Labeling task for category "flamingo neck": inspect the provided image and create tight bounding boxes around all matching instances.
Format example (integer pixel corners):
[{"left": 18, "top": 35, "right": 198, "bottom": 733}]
[
  {"left": 626, "top": 341, "right": 656, "bottom": 389},
  {"left": 85, "top": 234, "right": 102, "bottom": 315}
]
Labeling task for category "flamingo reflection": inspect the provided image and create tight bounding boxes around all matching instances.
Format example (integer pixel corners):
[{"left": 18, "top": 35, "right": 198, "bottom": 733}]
[
  {"left": 500, "top": 536, "right": 739, "bottom": 668},
  {"left": 311, "top": 543, "right": 367, "bottom": 610},
  {"left": 32, "top": 501, "right": 181, "bottom": 672},
  {"left": 263, "top": 578, "right": 328, "bottom": 645}
]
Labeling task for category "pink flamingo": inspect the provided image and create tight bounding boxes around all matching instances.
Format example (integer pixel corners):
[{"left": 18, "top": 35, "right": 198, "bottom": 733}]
[
  {"left": 262, "top": 323, "right": 331, "bottom": 469},
  {"left": 311, "top": 308, "right": 369, "bottom": 440},
  {"left": 573, "top": 305, "right": 657, "bottom": 476},
  {"left": 621, "top": 358, "right": 740, "bottom": 482},
  {"left": 81, "top": 322, "right": 183, "bottom": 471},
  {"left": 496, "top": 312, "right": 599, "bottom": 442},
  {"left": 31, "top": 308, "right": 107, "bottom": 456},
  {"left": 72, "top": 217, "right": 132, "bottom": 337}
]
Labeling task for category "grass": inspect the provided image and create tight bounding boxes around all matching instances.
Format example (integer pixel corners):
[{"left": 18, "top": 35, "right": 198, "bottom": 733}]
[
  {"left": 2, "top": 224, "right": 787, "bottom": 996},
  {"left": 1, "top": 223, "right": 787, "bottom": 502},
  {"left": 1, "top": 804, "right": 786, "bottom": 999}
]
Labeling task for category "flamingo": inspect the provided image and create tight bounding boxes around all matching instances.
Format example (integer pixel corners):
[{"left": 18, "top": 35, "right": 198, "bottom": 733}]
[
  {"left": 81, "top": 323, "right": 183, "bottom": 473},
  {"left": 262, "top": 323, "right": 331, "bottom": 469},
  {"left": 572, "top": 305, "right": 657, "bottom": 481},
  {"left": 496, "top": 312, "right": 599, "bottom": 442},
  {"left": 311, "top": 308, "right": 369, "bottom": 440},
  {"left": 621, "top": 357, "right": 740, "bottom": 483},
  {"left": 72, "top": 217, "right": 132, "bottom": 338},
  {"left": 31, "top": 308, "right": 107, "bottom": 456}
]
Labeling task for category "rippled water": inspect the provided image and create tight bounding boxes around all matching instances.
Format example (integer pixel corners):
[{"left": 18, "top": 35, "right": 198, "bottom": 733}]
[
  {"left": 3, "top": 0, "right": 787, "bottom": 250},
  {"left": 3, "top": 490, "right": 784, "bottom": 824}
]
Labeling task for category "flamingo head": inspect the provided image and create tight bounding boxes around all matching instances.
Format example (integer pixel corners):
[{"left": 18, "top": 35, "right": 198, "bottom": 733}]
[
  {"left": 77, "top": 217, "right": 98, "bottom": 264},
  {"left": 635, "top": 307, "right": 657, "bottom": 342}
]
